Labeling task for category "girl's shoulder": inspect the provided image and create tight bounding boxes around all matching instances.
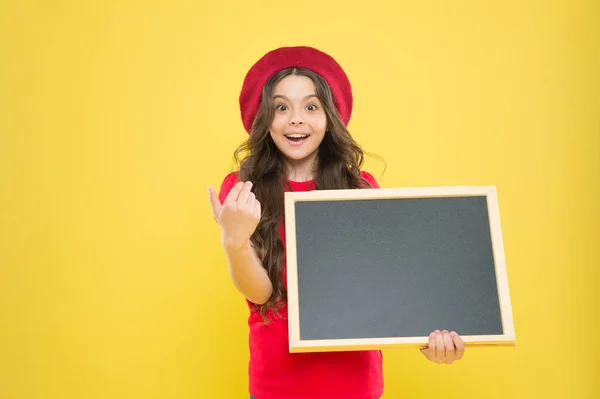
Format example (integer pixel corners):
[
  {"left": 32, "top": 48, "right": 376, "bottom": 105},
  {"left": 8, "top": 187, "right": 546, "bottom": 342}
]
[
  {"left": 217, "top": 171, "right": 240, "bottom": 203},
  {"left": 360, "top": 170, "right": 380, "bottom": 188}
]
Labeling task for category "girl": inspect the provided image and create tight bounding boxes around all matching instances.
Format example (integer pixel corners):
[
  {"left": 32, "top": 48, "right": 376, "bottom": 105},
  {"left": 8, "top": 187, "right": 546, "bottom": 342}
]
[{"left": 208, "top": 46, "right": 465, "bottom": 399}]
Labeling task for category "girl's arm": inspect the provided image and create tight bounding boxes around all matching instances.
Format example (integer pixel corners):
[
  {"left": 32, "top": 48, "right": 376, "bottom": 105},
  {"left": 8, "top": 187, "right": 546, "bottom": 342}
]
[
  {"left": 223, "top": 240, "right": 273, "bottom": 304},
  {"left": 209, "top": 180, "right": 273, "bottom": 304}
]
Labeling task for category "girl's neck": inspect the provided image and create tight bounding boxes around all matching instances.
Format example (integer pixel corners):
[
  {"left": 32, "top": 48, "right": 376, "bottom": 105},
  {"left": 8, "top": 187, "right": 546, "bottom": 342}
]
[{"left": 284, "top": 157, "right": 318, "bottom": 182}]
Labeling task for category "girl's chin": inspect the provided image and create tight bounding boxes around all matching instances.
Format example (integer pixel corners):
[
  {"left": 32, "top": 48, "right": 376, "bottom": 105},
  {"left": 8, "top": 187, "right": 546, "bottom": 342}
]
[{"left": 281, "top": 149, "right": 318, "bottom": 162}]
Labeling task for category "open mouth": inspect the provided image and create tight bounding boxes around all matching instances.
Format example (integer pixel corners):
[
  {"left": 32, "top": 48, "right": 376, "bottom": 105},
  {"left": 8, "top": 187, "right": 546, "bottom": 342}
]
[{"left": 285, "top": 133, "right": 310, "bottom": 144}]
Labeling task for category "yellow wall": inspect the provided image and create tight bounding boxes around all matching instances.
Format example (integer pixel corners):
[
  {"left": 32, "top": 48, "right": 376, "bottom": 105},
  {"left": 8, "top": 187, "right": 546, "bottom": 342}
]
[{"left": 1, "top": 1, "right": 598, "bottom": 398}]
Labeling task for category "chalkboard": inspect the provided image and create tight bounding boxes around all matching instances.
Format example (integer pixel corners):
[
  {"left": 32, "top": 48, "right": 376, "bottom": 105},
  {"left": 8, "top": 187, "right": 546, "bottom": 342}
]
[{"left": 284, "top": 186, "right": 515, "bottom": 353}]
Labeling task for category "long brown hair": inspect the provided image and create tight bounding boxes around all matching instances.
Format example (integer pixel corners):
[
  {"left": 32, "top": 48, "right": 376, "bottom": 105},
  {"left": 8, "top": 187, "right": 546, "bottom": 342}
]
[{"left": 234, "top": 67, "right": 376, "bottom": 322}]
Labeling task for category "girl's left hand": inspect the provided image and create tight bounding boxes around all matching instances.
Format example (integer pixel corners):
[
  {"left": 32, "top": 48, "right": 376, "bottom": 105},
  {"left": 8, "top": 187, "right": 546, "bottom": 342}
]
[{"left": 420, "top": 330, "right": 465, "bottom": 364}]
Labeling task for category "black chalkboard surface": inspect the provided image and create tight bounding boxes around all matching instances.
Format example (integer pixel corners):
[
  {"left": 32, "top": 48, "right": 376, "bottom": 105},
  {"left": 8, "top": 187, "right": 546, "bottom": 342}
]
[{"left": 284, "top": 186, "right": 515, "bottom": 353}]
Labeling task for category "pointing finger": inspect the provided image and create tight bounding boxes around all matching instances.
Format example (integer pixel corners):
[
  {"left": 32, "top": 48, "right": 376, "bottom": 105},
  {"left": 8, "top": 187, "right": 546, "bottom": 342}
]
[{"left": 224, "top": 181, "right": 245, "bottom": 205}]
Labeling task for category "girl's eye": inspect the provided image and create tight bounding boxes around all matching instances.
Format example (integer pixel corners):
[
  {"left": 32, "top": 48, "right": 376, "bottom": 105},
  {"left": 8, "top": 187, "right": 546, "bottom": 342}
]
[
  {"left": 276, "top": 105, "right": 287, "bottom": 111},
  {"left": 306, "top": 104, "right": 318, "bottom": 111}
]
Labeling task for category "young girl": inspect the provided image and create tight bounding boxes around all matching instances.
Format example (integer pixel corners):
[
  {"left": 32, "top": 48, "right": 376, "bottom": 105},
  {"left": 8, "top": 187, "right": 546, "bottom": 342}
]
[{"left": 208, "top": 46, "right": 465, "bottom": 399}]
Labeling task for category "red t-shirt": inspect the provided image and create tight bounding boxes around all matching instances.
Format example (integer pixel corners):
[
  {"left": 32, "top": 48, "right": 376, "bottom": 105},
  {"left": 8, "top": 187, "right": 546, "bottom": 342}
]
[{"left": 218, "top": 171, "right": 384, "bottom": 399}]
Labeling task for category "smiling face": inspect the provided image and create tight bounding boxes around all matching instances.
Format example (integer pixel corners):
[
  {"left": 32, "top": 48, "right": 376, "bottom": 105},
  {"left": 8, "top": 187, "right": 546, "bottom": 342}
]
[{"left": 269, "top": 74, "right": 327, "bottom": 180}]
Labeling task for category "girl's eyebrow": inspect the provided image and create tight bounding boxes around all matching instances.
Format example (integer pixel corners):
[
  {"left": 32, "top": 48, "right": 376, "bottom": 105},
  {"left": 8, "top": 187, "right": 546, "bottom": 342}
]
[{"left": 272, "top": 94, "right": 318, "bottom": 101}]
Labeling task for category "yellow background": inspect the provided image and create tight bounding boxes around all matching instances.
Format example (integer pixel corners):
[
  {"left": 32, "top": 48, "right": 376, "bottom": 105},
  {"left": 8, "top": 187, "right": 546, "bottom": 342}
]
[{"left": 1, "top": 0, "right": 598, "bottom": 398}]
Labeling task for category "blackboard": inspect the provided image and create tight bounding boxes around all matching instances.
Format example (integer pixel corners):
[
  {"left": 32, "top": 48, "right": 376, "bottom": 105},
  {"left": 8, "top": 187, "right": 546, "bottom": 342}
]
[{"left": 284, "top": 186, "right": 515, "bottom": 353}]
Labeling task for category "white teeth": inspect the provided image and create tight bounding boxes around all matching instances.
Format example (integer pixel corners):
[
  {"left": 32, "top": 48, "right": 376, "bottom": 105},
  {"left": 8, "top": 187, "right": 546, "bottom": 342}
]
[{"left": 287, "top": 134, "right": 308, "bottom": 138}]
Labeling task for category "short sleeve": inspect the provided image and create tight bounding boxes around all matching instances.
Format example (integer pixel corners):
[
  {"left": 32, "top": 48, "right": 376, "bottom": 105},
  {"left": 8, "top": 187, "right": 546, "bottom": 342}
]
[
  {"left": 360, "top": 170, "right": 380, "bottom": 188},
  {"left": 218, "top": 172, "right": 240, "bottom": 204}
]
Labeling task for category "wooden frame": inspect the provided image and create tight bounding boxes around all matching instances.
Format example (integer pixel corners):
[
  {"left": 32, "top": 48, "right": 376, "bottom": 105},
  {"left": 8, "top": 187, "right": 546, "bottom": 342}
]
[{"left": 284, "top": 186, "right": 516, "bottom": 353}]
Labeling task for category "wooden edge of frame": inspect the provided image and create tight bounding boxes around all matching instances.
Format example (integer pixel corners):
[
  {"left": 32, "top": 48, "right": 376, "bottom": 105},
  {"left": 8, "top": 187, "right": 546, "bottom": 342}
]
[
  {"left": 485, "top": 187, "right": 517, "bottom": 344},
  {"left": 284, "top": 192, "right": 301, "bottom": 352},
  {"left": 284, "top": 185, "right": 499, "bottom": 202},
  {"left": 289, "top": 334, "right": 516, "bottom": 353}
]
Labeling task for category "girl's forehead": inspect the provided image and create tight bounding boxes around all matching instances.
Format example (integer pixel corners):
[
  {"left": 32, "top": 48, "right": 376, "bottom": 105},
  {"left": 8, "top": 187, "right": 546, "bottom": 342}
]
[{"left": 272, "top": 75, "right": 316, "bottom": 96}]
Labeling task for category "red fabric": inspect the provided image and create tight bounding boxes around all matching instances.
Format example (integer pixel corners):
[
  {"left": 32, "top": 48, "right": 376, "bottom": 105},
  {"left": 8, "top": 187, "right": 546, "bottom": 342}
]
[
  {"left": 218, "top": 171, "right": 384, "bottom": 399},
  {"left": 239, "top": 46, "right": 353, "bottom": 134}
]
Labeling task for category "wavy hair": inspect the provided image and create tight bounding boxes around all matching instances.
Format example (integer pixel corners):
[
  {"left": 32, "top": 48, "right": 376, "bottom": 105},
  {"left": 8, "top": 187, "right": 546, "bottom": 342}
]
[{"left": 234, "top": 67, "right": 379, "bottom": 322}]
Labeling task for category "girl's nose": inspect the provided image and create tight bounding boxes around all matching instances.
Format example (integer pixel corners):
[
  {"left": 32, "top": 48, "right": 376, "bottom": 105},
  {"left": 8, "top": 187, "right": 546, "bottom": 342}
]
[{"left": 288, "top": 107, "right": 306, "bottom": 126}]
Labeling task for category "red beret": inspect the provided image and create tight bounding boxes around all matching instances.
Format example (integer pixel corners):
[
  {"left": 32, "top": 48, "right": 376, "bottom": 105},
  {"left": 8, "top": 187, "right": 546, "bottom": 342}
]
[{"left": 239, "top": 46, "right": 353, "bottom": 134}]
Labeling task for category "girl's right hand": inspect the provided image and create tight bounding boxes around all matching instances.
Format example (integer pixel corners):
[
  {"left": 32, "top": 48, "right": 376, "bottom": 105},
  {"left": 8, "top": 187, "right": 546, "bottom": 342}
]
[{"left": 208, "top": 181, "right": 261, "bottom": 250}]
